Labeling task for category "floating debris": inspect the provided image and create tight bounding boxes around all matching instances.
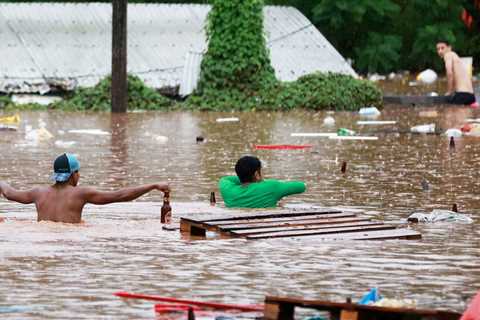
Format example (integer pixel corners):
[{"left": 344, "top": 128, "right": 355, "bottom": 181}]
[
  {"left": 216, "top": 117, "right": 239, "bottom": 123},
  {"left": 68, "top": 129, "right": 109, "bottom": 135}
]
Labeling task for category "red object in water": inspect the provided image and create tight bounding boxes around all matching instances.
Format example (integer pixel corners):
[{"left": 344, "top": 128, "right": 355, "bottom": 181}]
[
  {"left": 254, "top": 144, "right": 313, "bottom": 150},
  {"left": 461, "top": 123, "right": 473, "bottom": 133},
  {"left": 460, "top": 291, "right": 480, "bottom": 320},
  {"left": 470, "top": 102, "right": 479, "bottom": 109},
  {"left": 114, "top": 292, "right": 264, "bottom": 312}
]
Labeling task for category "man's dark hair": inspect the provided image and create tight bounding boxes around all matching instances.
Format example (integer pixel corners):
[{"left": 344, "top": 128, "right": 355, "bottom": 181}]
[
  {"left": 437, "top": 40, "right": 451, "bottom": 46},
  {"left": 235, "top": 156, "right": 261, "bottom": 183}
]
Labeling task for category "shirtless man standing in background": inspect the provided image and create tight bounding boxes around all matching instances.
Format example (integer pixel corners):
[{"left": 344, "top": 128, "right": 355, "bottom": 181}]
[{"left": 436, "top": 40, "right": 476, "bottom": 105}]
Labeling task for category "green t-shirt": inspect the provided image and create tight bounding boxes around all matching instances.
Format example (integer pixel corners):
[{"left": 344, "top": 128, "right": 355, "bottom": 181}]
[{"left": 218, "top": 176, "right": 306, "bottom": 208}]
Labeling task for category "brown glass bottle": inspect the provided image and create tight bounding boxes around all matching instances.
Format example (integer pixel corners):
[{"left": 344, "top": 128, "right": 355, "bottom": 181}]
[
  {"left": 210, "top": 191, "right": 216, "bottom": 206},
  {"left": 161, "top": 191, "right": 172, "bottom": 224}
]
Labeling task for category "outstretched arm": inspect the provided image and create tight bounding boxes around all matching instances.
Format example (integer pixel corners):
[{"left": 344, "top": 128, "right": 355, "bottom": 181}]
[
  {"left": 81, "top": 183, "right": 170, "bottom": 205},
  {"left": 0, "top": 181, "right": 38, "bottom": 204}
]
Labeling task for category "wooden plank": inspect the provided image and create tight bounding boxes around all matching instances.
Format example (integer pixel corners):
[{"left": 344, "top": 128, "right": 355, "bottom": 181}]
[
  {"left": 202, "top": 209, "right": 342, "bottom": 222},
  {"left": 213, "top": 213, "right": 358, "bottom": 226},
  {"left": 246, "top": 225, "right": 400, "bottom": 240},
  {"left": 248, "top": 228, "right": 421, "bottom": 240},
  {"left": 264, "top": 296, "right": 460, "bottom": 318},
  {"left": 219, "top": 216, "right": 369, "bottom": 231},
  {"left": 264, "top": 302, "right": 294, "bottom": 320},
  {"left": 228, "top": 221, "right": 384, "bottom": 236}
]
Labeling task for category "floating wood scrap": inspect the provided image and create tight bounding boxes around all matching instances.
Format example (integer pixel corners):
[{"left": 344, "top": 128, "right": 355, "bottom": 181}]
[
  {"left": 180, "top": 209, "right": 421, "bottom": 240},
  {"left": 263, "top": 296, "right": 461, "bottom": 320}
]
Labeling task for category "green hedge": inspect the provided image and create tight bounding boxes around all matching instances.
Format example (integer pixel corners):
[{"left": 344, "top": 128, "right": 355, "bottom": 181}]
[{"left": 51, "top": 74, "right": 172, "bottom": 111}]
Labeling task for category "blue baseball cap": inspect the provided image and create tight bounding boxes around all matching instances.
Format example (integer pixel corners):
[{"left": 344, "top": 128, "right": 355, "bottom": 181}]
[{"left": 51, "top": 153, "right": 80, "bottom": 182}]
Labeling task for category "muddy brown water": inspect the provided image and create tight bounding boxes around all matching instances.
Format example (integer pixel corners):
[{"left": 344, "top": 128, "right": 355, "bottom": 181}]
[{"left": 0, "top": 107, "right": 479, "bottom": 319}]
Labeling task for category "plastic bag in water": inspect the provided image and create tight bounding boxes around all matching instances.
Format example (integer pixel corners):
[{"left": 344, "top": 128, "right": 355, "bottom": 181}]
[{"left": 407, "top": 209, "right": 473, "bottom": 223}]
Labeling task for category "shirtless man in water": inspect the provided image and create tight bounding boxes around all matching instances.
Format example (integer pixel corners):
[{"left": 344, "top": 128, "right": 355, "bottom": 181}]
[
  {"left": 0, "top": 153, "right": 170, "bottom": 223},
  {"left": 436, "top": 40, "right": 476, "bottom": 105}
]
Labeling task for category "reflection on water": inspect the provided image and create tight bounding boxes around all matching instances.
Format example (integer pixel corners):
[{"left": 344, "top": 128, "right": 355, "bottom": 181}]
[{"left": 1, "top": 107, "right": 480, "bottom": 319}]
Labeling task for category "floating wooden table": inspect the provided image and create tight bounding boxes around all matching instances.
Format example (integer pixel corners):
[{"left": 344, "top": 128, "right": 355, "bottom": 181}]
[
  {"left": 180, "top": 209, "right": 421, "bottom": 240},
  {"left": 264, "top": 296, "right": 461, "bottom": 320}
]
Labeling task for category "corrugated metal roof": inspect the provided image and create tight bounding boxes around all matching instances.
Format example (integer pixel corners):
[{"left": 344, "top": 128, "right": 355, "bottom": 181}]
[{"left": 0, "top": 3, "right": 356, "bottom": 94}]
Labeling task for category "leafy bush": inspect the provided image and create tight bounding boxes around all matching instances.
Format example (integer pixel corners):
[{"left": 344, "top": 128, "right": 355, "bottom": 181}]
[
  {"left": 51, "top": 74, "right": 172, "bottom": 111},
  {"left": 266, "top": 73, "right": 382, "bottom": 111},
  {"left": 0, "top": 95, "right": 12, "bottom": 109}
]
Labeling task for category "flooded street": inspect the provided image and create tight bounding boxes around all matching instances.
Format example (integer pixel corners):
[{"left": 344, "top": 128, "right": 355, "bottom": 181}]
[{"left": 1, "top": 107, "right": 480, "bottom": 319}]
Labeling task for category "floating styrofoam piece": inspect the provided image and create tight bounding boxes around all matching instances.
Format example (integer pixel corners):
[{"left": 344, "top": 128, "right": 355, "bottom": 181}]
[
  {"left": 416, "top": 69, "right": 438, "bottom": 84},
  {"left": 68, "top": 129, "right": 110, "bottom": 135},
  {"left": 0, "top": 124, "right": 17, "bottom": 131},
  {"left": 445, "top": 128, "right": 462, "bottom": 138},
  {"left": 323, "top": 116, "right": 335, "bottom": 126},
  {"left": 11, "top": 94, "right": 62, "bottom": 106},
  {"left": 153, "top": 135, "right": 169, "bottom": 143},
  {"left": 329, "top": 136, "right": 378, "bottom": 141},
  {"left": 54, "top": 140, "right": 77, "bottom": 148},
  {"left": 356, "top": 120, "right": 396, "bottom": 125},
  {"left": 466, "top": 118, "right": 480, "bottom": 123},
  {"left": 216, "top": 117, "right": 239, "bottom": 123},
  {"left": 291, "top": 133, "right": 337, "bottom": 137},
  {"left": 410, "top": 123, "right": 435, "bottom": 134},
  {"left": 358, "top": 107, "right": 381, "bottom": 117}
]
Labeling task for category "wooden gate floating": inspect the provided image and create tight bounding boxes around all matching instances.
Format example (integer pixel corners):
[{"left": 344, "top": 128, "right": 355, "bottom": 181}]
[
  {"left": 263, "top": 296, "right": 461, "bottom": 320},
  {"left": 179, "top": 209, "right": 421, "bottom": 240}
]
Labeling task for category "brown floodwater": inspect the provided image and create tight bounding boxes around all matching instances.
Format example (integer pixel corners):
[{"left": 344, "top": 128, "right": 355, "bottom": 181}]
[{"left": 0, "top": 107, "right": 479, "bottom": 319}]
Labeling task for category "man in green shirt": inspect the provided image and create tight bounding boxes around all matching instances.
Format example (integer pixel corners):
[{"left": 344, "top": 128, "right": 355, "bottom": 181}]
[{"left": 219, "top": 156, "right": 306, "bottom": 208}]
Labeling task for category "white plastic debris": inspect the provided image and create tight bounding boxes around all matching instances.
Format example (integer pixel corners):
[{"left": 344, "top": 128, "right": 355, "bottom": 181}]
[
  {"left": 368, "top": 74, "right": 386, "bottom": 82},
  {"left": 54, "top": 140, "right": 77, "bottom": 148},
  {"left": 68, "top": 129, "right": 109, "bottom": 135},
  {"left": 216, "top": 117, "right": 239, "bottom": 123},
  {"left": 356, "top": 120, "right": 396, "bottom": 125},
  {"left": 445, "top": 128, "right": 462, "bottom": 138},
  {"left": 153, "top": 135, "right": 169, "bottom": 144},
  {"left": 407, "top": 209, "right": 473, "bottom": 223},
  {"left": 428, "top": 91, "right": 439, "bottom": 97},
  {"left": 11, "top": 94, "right": 62, "bottom": 106},
  {"left": 291, "top": 133, "right": 337, "bottom": 138},
  {"left": 416, "top": 69, "right": 438, "bottom": 84},
  {"left": 410, "top": 123, "right": 435, "bottom": 134},
  {"left": 358, "top": 107, "right": 381, "bottom": 117},
  {"left": 323, "top": 116, "right": 335, "bottom": 126},
  {"left": 329, "top": 136, "right": 378, "bottom": 141},
  {"left": 24, "top": 125, "right": 53, "bottom": 144}
]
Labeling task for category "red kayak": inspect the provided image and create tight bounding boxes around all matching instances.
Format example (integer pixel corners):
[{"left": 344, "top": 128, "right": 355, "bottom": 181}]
[{"left": 254, "top": 144, "right": 313, "bottom": 150}]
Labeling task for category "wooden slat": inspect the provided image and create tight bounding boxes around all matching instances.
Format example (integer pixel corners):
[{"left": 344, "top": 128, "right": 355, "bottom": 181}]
[
  {"left": 264, "top": 296, "right": 460, "bottom": 319},
  {"left": 246, "top": 224, "right": 399, "bottom": 239},
  {"left": 213, "top": 213, "right": 358, "bottom": 227},
  {"left": 228, "top": 221, "right": 384, "bottom": 236},
  {"left": 202, "top": 210, "right": 342, "bottom": 222},
  {"left": 219, "top": 216, "right": 369, "bottom": 231},
  {"left": 248, "top": 228, "right": 421, "bottom": 240}
]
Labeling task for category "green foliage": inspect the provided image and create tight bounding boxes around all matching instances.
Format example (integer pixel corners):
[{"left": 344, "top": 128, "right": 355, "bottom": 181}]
[
  {"left": 267, "top": 73, "right": 382, "bottom": 111},
  {"left": 51, "top": 74, "right": 172, "bottom": 111},
  {"left": 312, "top": 0, "right": 476, "bottom": 73},
  {"left": 195, "top": 0, "right": 276, "bottom": 96},
  {"left": 188, "top": 73, "right": 382, "bottom": 111},
  {"left": 0, "top": 95, "right": 11, "bottom": 109},
  {"left": 186, "top": 0, "right": 382, "bottom": 111}
]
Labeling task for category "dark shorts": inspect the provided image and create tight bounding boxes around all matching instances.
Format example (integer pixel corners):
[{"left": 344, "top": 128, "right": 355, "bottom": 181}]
[{"left": 448, "top": 92, "right": 476, "bottom": 105}]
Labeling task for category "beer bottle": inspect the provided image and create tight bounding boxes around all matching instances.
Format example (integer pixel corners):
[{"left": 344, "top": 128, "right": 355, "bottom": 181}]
[
  {"left": 210, "top": 191, "right": 216, "bottom": 206},
  {"left": 161, "top": 191, "right": 172, "bottom": 224}
]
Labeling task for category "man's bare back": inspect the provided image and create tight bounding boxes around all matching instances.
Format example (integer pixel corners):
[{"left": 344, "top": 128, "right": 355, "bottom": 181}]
[
  {"left": 443, "top": 51, "right": 473, "bottom": 94},
  {"left": 0, "top": 153, "right": 170, "bottom": 223}
]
